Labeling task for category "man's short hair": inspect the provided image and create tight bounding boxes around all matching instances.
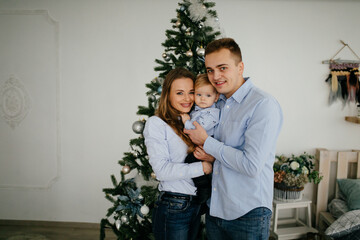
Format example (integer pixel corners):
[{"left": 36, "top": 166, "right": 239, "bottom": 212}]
[{"left": 205, "top": 38, "right": 242, "bottom": 63}]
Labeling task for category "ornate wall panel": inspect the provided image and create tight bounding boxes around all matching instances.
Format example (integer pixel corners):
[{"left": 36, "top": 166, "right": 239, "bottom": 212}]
[{"left": 0, "top": 10, "right": 60, "bottom": 189}]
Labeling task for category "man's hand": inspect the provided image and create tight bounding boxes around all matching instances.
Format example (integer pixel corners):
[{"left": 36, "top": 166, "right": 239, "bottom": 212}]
[
  {"left": 202, "top": 161, "right": 212, "bottom": 175},
  {"left": 194, "top": 146, "right": 215, "bottom": 163},
  {"left": 183, "top": 121, "right": 208, "bottom": 146}
]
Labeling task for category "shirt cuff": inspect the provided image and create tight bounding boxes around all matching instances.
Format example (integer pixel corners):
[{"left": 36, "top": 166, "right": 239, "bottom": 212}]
[
  {"left": 184, "top": 120, "right": 194, "bottom": 130},
  {"left": 190, "top": 161, "right": 205, "bottom": 177},
  {"left": 204, "top": 136, "right": 222, "bottom": 160}
]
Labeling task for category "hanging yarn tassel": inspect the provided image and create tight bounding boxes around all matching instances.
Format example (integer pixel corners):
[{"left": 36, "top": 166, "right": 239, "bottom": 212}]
[
  {"left": 338, "top": 75, "right": 348, "bottom": 102},
  {"left": 357, "top": 75, "right": 360, "bottom": 103},
  {"left": 328, "top": 81, "right": 342, "bottom": 105},
  {"left": 349, "top": 68, "right": 358, "bottom": 86},
  {"left": 331, "top": 71, "right": 338, "bottom": 92}
]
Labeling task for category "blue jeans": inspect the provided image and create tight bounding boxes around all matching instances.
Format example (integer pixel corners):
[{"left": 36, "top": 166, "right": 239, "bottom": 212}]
[
  {"left": 152, "top": 192, "right": 202, "bottom": 240},
  {"left": 205, "top": 207, "right": 272, "bottom": 240}
]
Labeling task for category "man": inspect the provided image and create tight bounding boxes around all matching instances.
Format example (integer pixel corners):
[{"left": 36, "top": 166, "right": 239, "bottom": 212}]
[{"left": 184, "top": 38, "right": 283, "bottom": 239}]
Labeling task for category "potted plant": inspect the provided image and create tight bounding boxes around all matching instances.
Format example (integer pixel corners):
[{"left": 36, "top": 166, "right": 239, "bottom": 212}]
[{"left": 273, "top": 153, "right": 323, "bottom": 201}]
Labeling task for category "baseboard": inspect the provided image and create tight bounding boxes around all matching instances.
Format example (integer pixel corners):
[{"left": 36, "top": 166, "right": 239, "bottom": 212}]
[{"left": 0, "top": 219, "right": 100, "bottom": 229}]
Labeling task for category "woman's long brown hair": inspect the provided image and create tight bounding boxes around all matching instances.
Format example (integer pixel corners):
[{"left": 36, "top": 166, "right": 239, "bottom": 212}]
[{"left": 156, "top": 68, "right": 196, "bottom": 152}]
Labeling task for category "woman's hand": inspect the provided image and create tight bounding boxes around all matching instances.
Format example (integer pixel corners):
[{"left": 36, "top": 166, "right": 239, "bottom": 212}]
[
  {"left": 202, "top": 161, "right": 212, "bottom": 175},
  {"left": 194, "top": 146, "right": 215, "bottom": 163}
]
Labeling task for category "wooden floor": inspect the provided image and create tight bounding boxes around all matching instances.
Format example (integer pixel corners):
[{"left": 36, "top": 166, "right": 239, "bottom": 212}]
[{"left": 0, "top": 220, "right": 116, "bottom": 240}]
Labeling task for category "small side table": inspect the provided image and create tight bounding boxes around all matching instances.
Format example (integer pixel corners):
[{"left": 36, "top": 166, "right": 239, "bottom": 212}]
[{"left": 271, "top": 198, "right": 318, "bottom": 240}]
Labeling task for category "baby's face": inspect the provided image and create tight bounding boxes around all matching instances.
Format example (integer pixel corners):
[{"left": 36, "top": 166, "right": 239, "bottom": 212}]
[{"left": 195, "top": 84, "right": 219, "bottom": 108}]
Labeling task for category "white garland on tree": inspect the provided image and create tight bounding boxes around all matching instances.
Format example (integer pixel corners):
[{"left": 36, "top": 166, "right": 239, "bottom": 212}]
[
  {"left": 188, "top": 0, "right": 207, "bottom": 21},
  {"left": 187, "top": 0, "right": 221, "bottom": 35}
]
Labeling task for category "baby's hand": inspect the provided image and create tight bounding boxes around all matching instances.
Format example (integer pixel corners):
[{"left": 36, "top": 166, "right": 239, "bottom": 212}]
[{"left": 180, "top": 113, "right": 190, "bottom": 124}]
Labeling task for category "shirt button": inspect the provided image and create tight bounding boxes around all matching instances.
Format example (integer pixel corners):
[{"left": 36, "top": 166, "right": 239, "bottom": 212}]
[
  {"left": 214, "top": 187, "right": 216, "bottom": 191},
  {"left": 226, "top": 105, "right": 229, "bottom": 109}
]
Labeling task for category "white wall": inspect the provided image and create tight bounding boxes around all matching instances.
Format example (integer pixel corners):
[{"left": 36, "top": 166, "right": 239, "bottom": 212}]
[{"left": 0, "top": 0, "right": 359, "bottom": 223}]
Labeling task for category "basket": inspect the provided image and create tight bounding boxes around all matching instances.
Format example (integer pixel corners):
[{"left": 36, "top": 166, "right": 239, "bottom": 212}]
[{"left": 274, "top": 182, "right": 304, "bottom": 201}]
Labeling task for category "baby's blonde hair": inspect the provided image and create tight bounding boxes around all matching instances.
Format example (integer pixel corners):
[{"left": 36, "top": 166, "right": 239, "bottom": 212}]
[{"left": 195, "top": 73, "right": 216, "bottom": 92}]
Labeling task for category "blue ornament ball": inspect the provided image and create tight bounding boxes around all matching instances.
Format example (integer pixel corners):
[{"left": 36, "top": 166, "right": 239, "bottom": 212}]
[{"left": 157, "top": 86, "right": 162, "bottom": 93}]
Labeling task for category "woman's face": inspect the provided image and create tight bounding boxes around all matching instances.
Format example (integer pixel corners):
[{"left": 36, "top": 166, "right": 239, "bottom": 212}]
[{"left": 169, "top": 77, "right": 194, "bottom": 113}]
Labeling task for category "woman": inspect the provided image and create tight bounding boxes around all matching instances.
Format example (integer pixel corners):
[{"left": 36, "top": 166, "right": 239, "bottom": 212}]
[{"left": 143, "top": 68, "right": 212, "bottom": 240}]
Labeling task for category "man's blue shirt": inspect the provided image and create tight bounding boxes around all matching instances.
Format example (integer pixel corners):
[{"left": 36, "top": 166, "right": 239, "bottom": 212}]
[{"left": 204, "top": 78, "right": 283, "bottom": 220}]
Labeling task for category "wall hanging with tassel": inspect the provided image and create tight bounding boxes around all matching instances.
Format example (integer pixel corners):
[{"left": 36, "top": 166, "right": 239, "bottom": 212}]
[{"left": 323, "top": 40, "right": 360, "bottom": 106}]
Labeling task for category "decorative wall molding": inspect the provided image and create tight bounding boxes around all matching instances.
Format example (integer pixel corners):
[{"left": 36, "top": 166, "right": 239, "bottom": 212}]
[
  {"left": 0, "top": 75, "right": 31, "bottom": 129},
  {"left": 0, "top": 10, "right": 61, "bottom": 189}
]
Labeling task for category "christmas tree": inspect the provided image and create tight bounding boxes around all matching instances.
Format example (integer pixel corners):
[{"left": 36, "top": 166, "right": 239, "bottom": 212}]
[{"left": 100, "top": 1, "right": 221, "bottom": 239}]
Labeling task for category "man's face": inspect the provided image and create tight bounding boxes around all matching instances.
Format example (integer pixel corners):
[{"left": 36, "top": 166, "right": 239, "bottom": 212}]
[{"left": 205, "top": 48, "right": 244, "bottom": 99}]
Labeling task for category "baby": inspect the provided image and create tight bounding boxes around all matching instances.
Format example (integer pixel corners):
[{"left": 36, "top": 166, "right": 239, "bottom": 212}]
[{"left": 181, "top": 73, "right": 219, "bottom": 204}]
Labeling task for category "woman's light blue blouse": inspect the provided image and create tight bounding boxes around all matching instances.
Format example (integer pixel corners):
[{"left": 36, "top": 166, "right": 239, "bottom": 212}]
[{"left": 143, "top": 116, "right": 204, "bottom": 195}]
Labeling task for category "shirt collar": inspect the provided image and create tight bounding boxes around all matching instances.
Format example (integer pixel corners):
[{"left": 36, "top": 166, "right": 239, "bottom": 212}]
[
  {"left": 194, "top": 103, "right": 216, "bottom": 111},
  {"left": 218, "top": 77, "right": 252, "bottom": 104}
]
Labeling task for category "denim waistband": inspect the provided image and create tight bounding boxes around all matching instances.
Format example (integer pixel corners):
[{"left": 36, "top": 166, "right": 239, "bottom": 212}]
[{"left": 160, "top": 191, "right": 199, "bottom": 203}]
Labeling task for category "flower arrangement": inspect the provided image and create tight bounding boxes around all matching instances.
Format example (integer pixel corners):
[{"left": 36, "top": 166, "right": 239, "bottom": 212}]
[
  {"left": 273, "top": 153, "right": 323, "bottom": 201},
  {"left": 273, "top": 153, "right": 323, "bottom": 190}
]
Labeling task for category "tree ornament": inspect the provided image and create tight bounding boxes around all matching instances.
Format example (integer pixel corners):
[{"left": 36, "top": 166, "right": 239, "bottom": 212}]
[
  {"left": 151, "top": 77, "right": 158, "bottom": 84},
  {"left": 115, "top": 219, "right": 121, "bottom": 230},
  {"left": 162, "top": 52, "right": 170, "bottom": 62},
  {"left": 197, "top": 47, "right": 205, "bottom": 56},
  {"left": 120, "top": 215, "right": 129, "bottom": 223},
  {"left": 175, "top": 19, "right": 181, "bottom": 27},
  {"left": 181, "top": 24, "right": 187, "bottom": 31},
  {"left": 151, "top": 172, "right": 156, "bottom": 179},
  {"left": 121, "top": 165, "right": 131, "bottom": 174},
  {"left": 185, "top": 50, "right": 193, "bottom": 57},
  {"left": 138, "top": 194, "right": 144, "bottom": 200},
  {"left": 180, "top": 5, "right": 186, "bottom": 11},
  {"left": 157, "top": 86, "right": 162, "bottom": 93},
  {"left": 132, "top": 120, "right": 144, "bottom": 134},
  {"left": 185, "top": 31, "right": 192, "bottom": 36},
  {"left": 148, "top": 94, "right": 156, "bottom": 102},
  {"left": 199, "top": 22, "right": 204, "bottom": 28},
  {"left": 140, "top": 205, "right": 150, "bottom": 215},
  {"left": 157, "top": 78, "right": 164, "bottom": 85}
]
